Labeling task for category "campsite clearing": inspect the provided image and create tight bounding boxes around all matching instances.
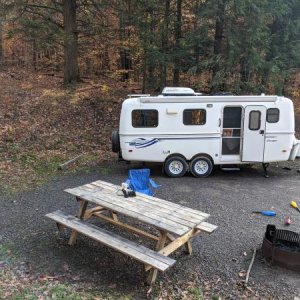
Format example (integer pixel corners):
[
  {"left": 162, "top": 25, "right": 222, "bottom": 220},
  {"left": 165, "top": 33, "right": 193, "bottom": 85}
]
[{"left": 1, "top": 162, "right": 300, "bottom": 299}]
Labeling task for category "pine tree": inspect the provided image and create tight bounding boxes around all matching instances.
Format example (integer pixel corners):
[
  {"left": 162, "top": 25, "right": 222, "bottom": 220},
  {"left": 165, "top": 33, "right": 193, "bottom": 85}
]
[{"left": 263, "top": 0, "right": 300, "bottom": 94}]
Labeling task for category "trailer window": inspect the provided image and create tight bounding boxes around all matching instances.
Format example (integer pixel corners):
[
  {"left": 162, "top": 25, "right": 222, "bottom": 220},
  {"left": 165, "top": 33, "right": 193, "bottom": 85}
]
[
  {"left": 222, "top": 106, "right": 242, "bottom": 155},
  {"left": 132, "top": 110, "right": 158, "bottom": 127},
  {"left": 183, "top": 109, "right": 206, "bottom": 125},
  {"left": 267, "top": 108, "right": 279, "bottom": 123},
  {"left": 249, "top": 111, "right": 261, "bottom": 130},
  {"left": 223, "top": 107, "right": 242, "bottom": 128}
]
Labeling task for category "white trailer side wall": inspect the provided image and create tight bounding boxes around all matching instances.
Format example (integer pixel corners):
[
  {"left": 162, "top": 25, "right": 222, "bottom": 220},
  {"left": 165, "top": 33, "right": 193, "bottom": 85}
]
[
  {"left": 264, "top": 99, "right": 295, "bottom": 162},
  {"left": 119, "top": 96, "right": 296, "bottom": 164}
]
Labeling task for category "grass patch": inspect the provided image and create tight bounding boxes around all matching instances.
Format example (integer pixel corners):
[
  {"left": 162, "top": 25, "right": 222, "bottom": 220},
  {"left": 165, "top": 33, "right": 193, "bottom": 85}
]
[
  {"left": 0, "top": 243, "right": 14, "bottom": 264},
  {"left": 187, "top": 287, "right": 203, "bottom": 300},
  {"left": 0, "top": 273, "right": 133, "bottom": 300},
  {"left": 45, "top": 284, "right": 94, "bottom": 300},
  {"left": 0, "top": 281, "right": 98, "bottom": 300},
  {"left": 0, "top": 148, "right": 110, "bottom": 195}
]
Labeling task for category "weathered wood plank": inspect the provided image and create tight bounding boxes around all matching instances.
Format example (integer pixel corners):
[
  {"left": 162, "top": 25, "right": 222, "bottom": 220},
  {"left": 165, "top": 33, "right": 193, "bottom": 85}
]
[
  {"left": 68, "top": 182, "right": 209, "bottom": 230},
  {"left": 77, "top": 187, "right": 192, "bottom": 232},
  {"left": 91, "top": 180, "right": 210, "bottom": 220},
  {"left": 196, "top": 222, "right": 218, "bottom": 233},
  {"left": 92, "top": 212, "right": 159, "bottom": 241},
  {"left": 147, "top": 231, "right": 168, "bottom": 285},
  {"left": 81, "top": 184, "right": 203, "bottom": 229},
  {"left": 84, "top": 206, "right": 105, "bottom": 219},
  {"left": 145, "top": 229, "right": 195, "bottom": 272},
  {"left": 46, "top": 210, "right": 176, "bottom": 272},
  {"left": 185, "top": 240, "right": 193, "bottom": 255},
  {"left": 68, "top": 199, "right": 88, "bottom": 245},
  {"left": 65, "top": 187, "right": 190, "bottom": 235},
  {"left": 88, "top": 182, "right": 206, "bottom": 227}
]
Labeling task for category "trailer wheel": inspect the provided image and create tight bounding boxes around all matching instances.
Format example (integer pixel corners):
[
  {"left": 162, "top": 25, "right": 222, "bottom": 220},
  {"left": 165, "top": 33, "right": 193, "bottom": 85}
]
[
  {"left": 111, "top": 130, "right": 120, "bottom": 153},
  {"left": 190, "top": 156, "right": 213, "bottom": 177},
  {"left": 164, "top": 156, "right": 188, "bottom": 178}
]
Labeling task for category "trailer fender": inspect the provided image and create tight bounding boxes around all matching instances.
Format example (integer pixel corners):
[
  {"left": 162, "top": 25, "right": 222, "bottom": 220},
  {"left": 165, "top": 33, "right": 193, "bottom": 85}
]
[{"left": 190, "top": 153, "right": 214, "bottom": 164}]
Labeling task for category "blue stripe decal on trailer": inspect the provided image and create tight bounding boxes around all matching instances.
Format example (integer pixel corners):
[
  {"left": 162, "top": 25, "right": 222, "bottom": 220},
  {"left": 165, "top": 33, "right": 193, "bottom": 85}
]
[
  {"left": 128, "top": 138, "right": 159, "bottom": 148},
  {"left": 126, "top": 136, "right": 218, "bottom": 148}
]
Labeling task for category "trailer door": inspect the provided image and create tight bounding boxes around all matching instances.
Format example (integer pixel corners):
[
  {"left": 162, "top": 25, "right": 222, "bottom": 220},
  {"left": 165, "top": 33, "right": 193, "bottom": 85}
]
[{"left": 242, "top": 106, "right": 266, "bottom": 162}]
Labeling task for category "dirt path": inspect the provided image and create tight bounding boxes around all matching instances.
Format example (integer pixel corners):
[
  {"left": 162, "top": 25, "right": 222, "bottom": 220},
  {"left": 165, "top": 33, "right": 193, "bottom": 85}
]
[{"left": 1, "top": 161, "right": 300, "bottom": 299}]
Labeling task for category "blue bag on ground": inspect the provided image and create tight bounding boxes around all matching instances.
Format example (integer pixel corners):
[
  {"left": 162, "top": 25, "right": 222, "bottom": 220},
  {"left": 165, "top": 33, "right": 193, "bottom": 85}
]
[{"left": 125, "top": 169, "right": 160, "bottom": 196}]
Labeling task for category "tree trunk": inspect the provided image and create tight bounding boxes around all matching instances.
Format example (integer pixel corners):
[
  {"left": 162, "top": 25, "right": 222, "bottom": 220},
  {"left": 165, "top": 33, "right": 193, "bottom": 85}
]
[
  {"left": 118, "top": 0, "right": 132, "bottom": 81},
  {"left": 240, "top": 57, "right": 250, "bottom": 92},
  {"left": 173, "top": 0, "right": 182, "bottom": 86},
  {"left": 142, "top": 55, "right": 147, "bottom": 93},
  {"left": 147, "top": 9, "right": 156, "bottom": 89},
  {"left": 63, "top": 0, "right": 79, "bottom": 84},
  {"left": 0, "top": 17, "right": 3, "bottom": 64},
  {"left": 32, "top": 38, "right": 37, "bottom": 70},
  {"left": 212, "top": 0, "right": 225, "bottom": 90},
  {"left": 159, "top": 0, "right": 170, "bottom": 89},
  {"left": 193, "top": 0, "right": 201, "bottom": 74}
]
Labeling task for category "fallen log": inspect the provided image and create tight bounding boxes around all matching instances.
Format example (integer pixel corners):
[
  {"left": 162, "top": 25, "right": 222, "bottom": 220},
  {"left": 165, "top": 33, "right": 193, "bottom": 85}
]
[
  {"left": 245, "top": 248, "right": 257, "bottom": 286},
  {"left": 57, "top": 154, "right": 83, "bottom": 170}
]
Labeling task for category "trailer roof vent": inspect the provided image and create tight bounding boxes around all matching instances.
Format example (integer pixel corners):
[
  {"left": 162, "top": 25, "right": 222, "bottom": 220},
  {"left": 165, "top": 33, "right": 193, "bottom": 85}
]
[{"left": 161, "top": 87, "right": 198, "bottom": 96}]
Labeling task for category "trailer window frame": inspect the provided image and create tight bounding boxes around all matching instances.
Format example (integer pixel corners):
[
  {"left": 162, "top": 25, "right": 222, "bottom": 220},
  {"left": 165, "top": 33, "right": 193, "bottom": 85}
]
[
  {"left": 131, "top": 109, "right": 159, "bottom": 128},
  {"left": 249, "top": 110, "right": 261, "bottom": 130},
  {"left": 221, "top": 106, "right": 243, "bottom": 155},
  {"left": 183, "top": 109, "right": 206, "bottom": 126},
  {"left": 266, "top": 108, "right": 280, "bottom": 123}
]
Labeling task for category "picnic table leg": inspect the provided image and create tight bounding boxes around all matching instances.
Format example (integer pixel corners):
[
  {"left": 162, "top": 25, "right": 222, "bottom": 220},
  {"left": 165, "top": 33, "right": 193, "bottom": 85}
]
[
  {"left": 111, "top": 211, "right": 119, "bottom": 221},
  {"left": 185, "top": 240, "right": 193, "bottom": 255},
  {"left": 84, "top": 206, "right": 104, "bottom": 219},
  {"left": 147, "top": 230, "right": 167, "bottom": 285},
  {"left": 68, "top": 198, "right": 88, "bottom": 246},
  {"left": 167, "top": 232, "right": 193, "bottom": 255}
]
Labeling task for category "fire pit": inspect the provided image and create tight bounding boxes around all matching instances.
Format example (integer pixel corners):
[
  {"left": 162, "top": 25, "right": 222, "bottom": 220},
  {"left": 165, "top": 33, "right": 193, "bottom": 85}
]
[{"left": 262, "top": 225, "right": 300, "bottom": 271}]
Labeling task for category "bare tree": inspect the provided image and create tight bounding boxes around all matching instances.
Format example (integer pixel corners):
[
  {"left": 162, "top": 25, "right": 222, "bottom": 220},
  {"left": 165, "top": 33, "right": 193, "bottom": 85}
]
[
  {"left": 159, "top": 0, "right": 170, "bottom": 89},
  {"left": 0, "top": 17, "right": 3, "bottom": 63},
  {"left": 63, "top": 0, "right": 79, "bottom": 84},
  {"left": 173, "top": 0, "right": 182, "bottom": 86}
]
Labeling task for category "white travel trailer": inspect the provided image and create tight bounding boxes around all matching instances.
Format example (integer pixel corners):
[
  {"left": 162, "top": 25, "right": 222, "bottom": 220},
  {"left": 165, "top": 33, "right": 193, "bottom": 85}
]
[{"left": 112, "top": 87, "right": 300, "bottom": 177}]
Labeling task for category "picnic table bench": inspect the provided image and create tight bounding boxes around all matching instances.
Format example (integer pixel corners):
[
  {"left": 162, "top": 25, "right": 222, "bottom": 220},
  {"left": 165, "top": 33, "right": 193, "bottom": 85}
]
[{"left": 46, "top": 180, "right": 217, "bottom": 285}]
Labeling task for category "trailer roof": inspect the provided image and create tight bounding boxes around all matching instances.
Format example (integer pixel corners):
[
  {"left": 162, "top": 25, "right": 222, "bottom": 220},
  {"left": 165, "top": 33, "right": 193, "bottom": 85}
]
[{"left": 139, "top": 95, "right": 280, "bottom": 103}]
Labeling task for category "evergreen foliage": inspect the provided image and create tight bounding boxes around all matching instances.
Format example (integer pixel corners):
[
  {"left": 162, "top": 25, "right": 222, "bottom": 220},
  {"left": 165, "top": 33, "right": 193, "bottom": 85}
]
[{"left": 0, "top": 0, "right": 299, "bottom": 93}]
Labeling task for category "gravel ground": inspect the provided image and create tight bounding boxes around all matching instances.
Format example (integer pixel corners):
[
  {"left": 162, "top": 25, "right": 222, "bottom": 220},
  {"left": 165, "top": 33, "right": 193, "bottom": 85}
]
[{"left": 1, "top": 161, "right": 300, "bottom": 299}]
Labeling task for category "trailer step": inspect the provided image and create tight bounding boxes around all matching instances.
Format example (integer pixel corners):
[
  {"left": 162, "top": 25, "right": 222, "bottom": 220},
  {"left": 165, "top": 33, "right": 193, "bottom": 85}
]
[{"left": 220, "top": 165, "right": 240, "bottom": 171}]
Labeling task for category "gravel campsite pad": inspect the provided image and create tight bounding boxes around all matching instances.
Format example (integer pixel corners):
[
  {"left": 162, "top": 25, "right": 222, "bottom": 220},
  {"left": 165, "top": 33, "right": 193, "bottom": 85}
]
[{"left": 1, "top": 161, "right": 300, "bottom": 299}]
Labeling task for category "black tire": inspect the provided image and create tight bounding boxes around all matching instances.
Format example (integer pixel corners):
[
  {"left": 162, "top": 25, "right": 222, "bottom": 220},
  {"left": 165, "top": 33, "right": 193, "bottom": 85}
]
[
  {"left": 164, "top": 156, "right": 188, "bottom": 178},
  {"left": 190, "top": 156, "right": 213, "bottom": 177},
  {"left": 111, "top": 130, "right": 120, "bottom": 153}
]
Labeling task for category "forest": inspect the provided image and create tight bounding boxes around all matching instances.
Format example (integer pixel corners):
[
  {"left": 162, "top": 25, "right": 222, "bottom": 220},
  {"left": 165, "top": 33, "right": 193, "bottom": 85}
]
[{"left": 1, "top": 0, "right": 300, "bottom": 95}]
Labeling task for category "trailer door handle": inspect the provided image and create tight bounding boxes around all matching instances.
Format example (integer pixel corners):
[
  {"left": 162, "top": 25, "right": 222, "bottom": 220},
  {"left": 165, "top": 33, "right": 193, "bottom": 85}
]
[{"left": 260, "top": 130, "right": 265, "bottom": 135}]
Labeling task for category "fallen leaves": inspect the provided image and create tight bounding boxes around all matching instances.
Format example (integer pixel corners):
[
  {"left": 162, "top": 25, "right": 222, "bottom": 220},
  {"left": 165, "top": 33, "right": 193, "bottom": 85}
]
[
  {"left": 0, "top": 68, "right": 129, "bottom": 194},
  {"left": 238, "top": 270, "right": 247, "bottom": 278}
]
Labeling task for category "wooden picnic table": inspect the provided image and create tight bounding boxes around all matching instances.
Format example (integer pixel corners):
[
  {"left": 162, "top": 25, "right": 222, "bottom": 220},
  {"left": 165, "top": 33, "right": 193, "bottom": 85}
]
[{"left": 46, "top": 180, "right": 217, "bottom": 285}]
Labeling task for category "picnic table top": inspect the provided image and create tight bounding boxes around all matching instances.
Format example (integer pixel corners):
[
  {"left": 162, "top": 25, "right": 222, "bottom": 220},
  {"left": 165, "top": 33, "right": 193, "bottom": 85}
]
[{"left": 65, "top": 180, "right": 210, "bottom": 236}]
